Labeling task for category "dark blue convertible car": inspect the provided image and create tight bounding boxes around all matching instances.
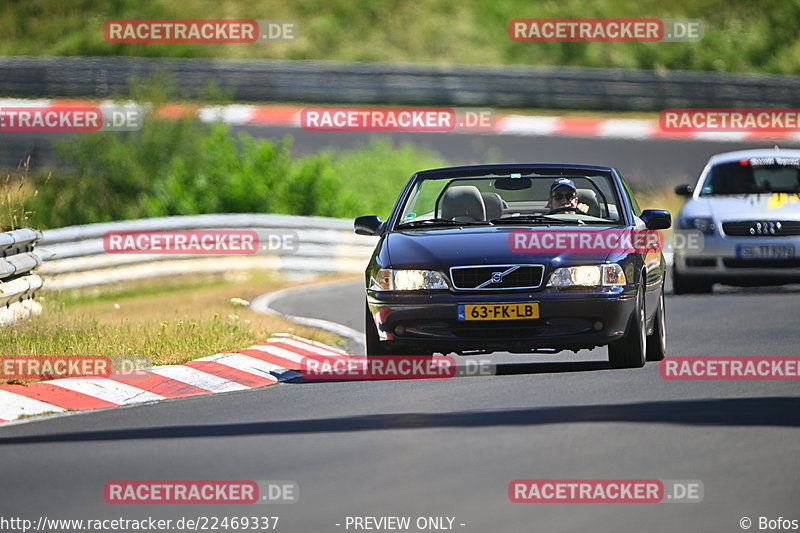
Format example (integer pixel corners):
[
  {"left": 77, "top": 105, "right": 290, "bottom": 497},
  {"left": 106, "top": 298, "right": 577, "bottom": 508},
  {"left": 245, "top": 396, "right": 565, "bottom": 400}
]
[{"left": 354, "top": 164, "right": 671, "bottom": 368}]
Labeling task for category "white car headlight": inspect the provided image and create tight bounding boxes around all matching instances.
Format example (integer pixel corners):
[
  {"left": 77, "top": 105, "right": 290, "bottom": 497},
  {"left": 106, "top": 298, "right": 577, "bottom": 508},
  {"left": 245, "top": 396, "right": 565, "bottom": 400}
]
[
  {"left": 547, "top": 264, "right": 627, "bottom": 288},
  {"left": 680, "top": 216, "right": 715, "bottom": 235},
  {"left": 370, "top": 269, "right": 449, "bottom": 291}
]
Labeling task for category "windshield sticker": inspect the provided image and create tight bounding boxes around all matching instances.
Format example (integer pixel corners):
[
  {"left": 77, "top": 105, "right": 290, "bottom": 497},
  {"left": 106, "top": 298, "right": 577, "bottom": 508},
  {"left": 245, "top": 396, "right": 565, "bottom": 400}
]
[
  {"left": 767, "top": 193, "right": 800, "bottom": 209},
  {"left": 747, "top": 157, "right": 800, "bottom": 167}
]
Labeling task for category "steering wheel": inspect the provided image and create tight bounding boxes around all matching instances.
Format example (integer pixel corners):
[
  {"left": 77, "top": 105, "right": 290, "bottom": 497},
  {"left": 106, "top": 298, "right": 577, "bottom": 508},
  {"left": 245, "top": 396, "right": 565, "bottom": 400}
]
[{"left": 546, "top": 206, "right": 582, "bottom": 215}]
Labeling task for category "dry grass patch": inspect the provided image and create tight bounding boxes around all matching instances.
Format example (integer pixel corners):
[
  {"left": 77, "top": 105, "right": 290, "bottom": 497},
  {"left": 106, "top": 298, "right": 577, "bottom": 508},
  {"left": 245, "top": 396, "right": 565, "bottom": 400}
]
[
  {"left": 636, "top": 184, "right": 686, "bottom": 215},
  {"left": 0, "top": 271, "right": 355, "bottom": 369},
  {"left": 636, "top": 184, "right": 688, "bottom": 253}
]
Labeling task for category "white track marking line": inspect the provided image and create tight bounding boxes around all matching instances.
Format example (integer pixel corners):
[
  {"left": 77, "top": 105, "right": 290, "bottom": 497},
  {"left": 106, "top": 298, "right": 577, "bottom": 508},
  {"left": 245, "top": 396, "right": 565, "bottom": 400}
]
[
  {"left": 497, "top": 115, "right": 559, "bottom": 135},
  {"left": 0, "top": 389, "right": 66, "bottom": 420},
  {"left": 693, "top": 131, "right": 749, "bottom": 141},
  {"left": 273, "top": 334, "right": 350, "bottom": 355},
  {"left": 597, "top": 119, "right": 655, "bottom": 139},
  {"left": 48, "top": 378, "right": 164, "bottom": 404},
  {"left": 251, "top": 344, "right": 331, "bottom": 364},
  {"left": 198, "top": 104, "right": 257, "bottom": 125},
  {"left": 0, "top": 98, "right": 53, "bottom": 108},
  {"left": 267, "top": 338, "right": 344, "bottom": 356},
  {"left": 199, "top": 352, "right": 281, "bottom": 381},
  {"left": 148, "top": 365, "right": 251, "bottom": 393}
]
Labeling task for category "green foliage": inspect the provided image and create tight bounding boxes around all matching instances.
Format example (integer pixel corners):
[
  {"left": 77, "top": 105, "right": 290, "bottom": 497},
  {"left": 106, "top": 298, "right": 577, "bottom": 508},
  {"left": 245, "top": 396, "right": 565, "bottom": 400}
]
[
  {"left": 1, "top": 168, "right": 35, "bottom": 231},
  {"left": 1, "top": 0, "right": 799, "bottom": 74},
  {"left": 24, "top": 117, "right": 448, "bottom": 228}
]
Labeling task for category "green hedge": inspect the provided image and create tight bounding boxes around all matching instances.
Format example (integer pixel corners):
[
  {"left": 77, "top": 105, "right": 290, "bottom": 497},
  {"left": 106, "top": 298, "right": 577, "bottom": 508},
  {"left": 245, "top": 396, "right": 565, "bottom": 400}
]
[{"left": 23, "top": 118, "right": 448, "bottom": 228}]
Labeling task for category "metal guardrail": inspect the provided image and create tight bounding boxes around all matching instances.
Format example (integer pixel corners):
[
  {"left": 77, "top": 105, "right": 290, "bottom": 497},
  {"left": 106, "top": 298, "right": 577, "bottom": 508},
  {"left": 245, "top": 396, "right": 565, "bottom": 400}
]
[
  {"left": 0, "top": 228, "right": 43, "bottom": 325},
  {"left": 37, "top": 214, "right": 375, "bottom": 290},
  {"left": 1, "top": 56, "right": 800, "bottom": 111}
]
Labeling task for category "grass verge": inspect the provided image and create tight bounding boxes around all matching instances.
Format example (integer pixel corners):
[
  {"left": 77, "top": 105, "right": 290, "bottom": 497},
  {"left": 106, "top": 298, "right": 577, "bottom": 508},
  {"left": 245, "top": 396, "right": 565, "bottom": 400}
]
[
  {"left": 637, "top": 184, "right": 686, "bottom": 217},
  {"left": 0, "top": 270, "right": 353, "bottom": 377}
]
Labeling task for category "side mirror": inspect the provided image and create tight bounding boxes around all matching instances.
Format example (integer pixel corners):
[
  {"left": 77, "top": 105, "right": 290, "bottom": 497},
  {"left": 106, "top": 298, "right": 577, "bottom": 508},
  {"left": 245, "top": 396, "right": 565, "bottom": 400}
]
[
  {"left": 354, "top": 215, "right": 383, "bottom": 236},
  {"left": 674, "top": 184, "right": 693, "bottom": 196},
  {"left": 640, "top": 210, "right": 672, "bottom": 230}
]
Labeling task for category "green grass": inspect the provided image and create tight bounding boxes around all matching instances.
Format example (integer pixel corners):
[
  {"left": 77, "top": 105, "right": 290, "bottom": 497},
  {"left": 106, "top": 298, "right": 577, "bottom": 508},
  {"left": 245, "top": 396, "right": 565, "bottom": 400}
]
[
  {"left": 1, "top": 166, "right": 38, "bottom": 231},
  {"left": 0, "top": 270, "right": 348, "bottom": 368},
  {"left": 1, "top": 0, "right": 798, "bottom": 74}
]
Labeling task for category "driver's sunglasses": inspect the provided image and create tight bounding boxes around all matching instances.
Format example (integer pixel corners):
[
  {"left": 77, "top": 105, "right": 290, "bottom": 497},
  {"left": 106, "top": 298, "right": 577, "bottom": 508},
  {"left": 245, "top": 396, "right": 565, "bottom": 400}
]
[{"left": 552, "top": 192, "right": 576, "bottom": 201}]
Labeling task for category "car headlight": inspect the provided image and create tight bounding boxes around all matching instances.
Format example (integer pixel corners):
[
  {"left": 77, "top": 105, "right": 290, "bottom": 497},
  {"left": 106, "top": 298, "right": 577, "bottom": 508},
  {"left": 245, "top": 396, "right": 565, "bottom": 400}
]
[
  {"left": 547, "top": 264, "right": 627, "bottom": 288},
  {"left": 369, "top": 269, "right": 449, "bottom": 291},
  {"left": 680, "top": 216, "right": 715, "bottom": 235}
]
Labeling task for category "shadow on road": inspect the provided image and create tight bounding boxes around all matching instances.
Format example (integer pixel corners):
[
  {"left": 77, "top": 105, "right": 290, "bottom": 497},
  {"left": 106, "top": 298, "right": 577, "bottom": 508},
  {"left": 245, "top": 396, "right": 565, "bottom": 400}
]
[
  {"left": 494, "top": 360, "right": 611, "bottom": 375},
  {"left": 666, "top": 284, "right": 800, "bottom": 297},
  {"left": 1, "top": 396, "right": 797, "bottom": 444},
  {"left": 288, "top": 360, "right": 613, "bottom": 384}
]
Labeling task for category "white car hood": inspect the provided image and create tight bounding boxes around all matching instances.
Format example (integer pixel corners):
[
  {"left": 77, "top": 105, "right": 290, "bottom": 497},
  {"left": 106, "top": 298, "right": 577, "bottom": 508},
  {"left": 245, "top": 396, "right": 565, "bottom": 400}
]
[{"left": 682, "top": 194, "right": 800, "bottom": 221}]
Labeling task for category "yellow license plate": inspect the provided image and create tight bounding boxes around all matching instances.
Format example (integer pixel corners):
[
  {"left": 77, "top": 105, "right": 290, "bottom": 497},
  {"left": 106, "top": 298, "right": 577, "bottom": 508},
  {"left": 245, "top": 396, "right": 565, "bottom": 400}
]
[{"left": 458, "top": 303, "right": 539, "bottom": 321}]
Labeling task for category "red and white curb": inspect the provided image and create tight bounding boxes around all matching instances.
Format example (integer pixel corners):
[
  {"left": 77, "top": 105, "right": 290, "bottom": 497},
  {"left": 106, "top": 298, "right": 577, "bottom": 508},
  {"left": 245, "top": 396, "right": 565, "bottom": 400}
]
[
  {"left": 0, "top": 334, "right": 349, "bottom": 424},
  {"left": 4, "top": 99, "right": 799, "bottom": 143}
]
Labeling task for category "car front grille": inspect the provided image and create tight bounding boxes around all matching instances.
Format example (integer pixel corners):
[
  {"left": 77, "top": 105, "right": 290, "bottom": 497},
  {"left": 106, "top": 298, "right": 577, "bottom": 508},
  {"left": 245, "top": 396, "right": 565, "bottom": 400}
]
[
  {"left": 449, "top": 264, "right": 545, "bottom": 290},
  {"left": 686, "top": 258, "right": 717, "bottom": 267},
  {"left": 722, "top": 220, "right": 800, "bottom": 237}
]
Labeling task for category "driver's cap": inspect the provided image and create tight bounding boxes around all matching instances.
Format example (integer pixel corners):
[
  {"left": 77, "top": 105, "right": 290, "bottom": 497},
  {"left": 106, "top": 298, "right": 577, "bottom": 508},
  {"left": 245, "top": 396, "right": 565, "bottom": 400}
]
[{"left": 550, "top": 178, "right": 577, "bottom": 193}]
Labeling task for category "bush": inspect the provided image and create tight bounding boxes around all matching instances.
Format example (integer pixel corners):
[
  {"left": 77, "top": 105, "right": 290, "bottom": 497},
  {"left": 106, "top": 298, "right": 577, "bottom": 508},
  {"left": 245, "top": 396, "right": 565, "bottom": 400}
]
[{"left": 24, "top": 117, "right": 448, "bottom": 228}]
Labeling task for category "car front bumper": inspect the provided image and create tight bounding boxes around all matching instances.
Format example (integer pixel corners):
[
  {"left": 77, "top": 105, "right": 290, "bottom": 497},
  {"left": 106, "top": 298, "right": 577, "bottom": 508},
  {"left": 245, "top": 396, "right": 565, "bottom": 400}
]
[
  {"left": 674, "top": 233, "right": 800, "bottom": 281},
  {"left": 367, "top": 285, "right": 638, "bottom": 354}
]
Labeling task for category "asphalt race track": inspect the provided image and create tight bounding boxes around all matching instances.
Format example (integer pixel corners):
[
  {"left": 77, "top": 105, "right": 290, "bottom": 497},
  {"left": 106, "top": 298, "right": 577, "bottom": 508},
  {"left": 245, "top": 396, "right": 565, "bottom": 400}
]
[{"left": 0, "top": 135, "right": 798, "bottom": 533}]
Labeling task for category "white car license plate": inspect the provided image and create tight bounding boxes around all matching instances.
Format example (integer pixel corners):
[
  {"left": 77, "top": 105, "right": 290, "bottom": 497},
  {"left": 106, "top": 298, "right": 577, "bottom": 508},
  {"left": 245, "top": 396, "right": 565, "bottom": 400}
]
[{"left": 736, "top": 245, "right": 795, "bottom": 259}]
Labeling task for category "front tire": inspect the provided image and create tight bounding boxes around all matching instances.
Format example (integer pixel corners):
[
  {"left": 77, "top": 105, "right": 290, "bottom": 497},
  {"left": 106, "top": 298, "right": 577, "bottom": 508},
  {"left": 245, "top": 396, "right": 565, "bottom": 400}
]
[
  {"left": 365, "top": 302, "right": 392, "bottom": 355},
  {"left": 645, "top": 288, "right": 667, "bottom": 361},
  {"left": 608, "top": 285, "right": 647, "bottom": 369},
  {"left": 672, "top": 266, "right": 713, "bottom": 294}
]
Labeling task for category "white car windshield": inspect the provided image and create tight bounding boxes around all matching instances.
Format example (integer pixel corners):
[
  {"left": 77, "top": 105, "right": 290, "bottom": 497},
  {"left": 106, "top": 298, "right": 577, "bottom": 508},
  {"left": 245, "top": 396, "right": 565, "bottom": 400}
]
[
  {"left": 700, "top": 157, "right": 800, "bottom": 195},
  {"left": 397, "top": 174, "right": 622, "bottom": 227}
]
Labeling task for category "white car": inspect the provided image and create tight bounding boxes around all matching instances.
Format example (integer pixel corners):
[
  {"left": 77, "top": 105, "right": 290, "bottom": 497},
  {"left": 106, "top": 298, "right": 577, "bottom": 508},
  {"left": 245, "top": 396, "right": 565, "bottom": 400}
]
[{"left": 673, "top": 148, "right": 800, "bottom": 294}]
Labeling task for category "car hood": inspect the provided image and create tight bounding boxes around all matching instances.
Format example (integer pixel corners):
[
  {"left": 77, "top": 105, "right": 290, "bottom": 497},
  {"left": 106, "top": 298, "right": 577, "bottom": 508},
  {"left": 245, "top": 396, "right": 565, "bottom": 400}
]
[
  {"left": 681, "top": 194, "right": 800, "bottom": 221},
  {"left": 384, "top": 226, "right": 615, "bottom": 269}
]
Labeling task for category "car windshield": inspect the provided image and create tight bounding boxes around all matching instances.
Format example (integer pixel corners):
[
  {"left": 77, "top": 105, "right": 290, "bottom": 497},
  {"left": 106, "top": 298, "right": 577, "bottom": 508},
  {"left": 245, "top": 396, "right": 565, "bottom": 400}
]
[
  {"left": 700, "top": 157, "right": 800, "bottom": 195},
  {"left": 396, "top": 172, "right": 622, "bottom": 228}
]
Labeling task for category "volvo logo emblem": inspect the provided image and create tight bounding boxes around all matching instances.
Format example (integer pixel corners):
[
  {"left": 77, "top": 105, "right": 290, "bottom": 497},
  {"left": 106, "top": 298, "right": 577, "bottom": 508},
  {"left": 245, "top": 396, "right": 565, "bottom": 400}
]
[
  {"left": 470, "top": 265, "right": 523, "bottom": 290},
  {"left": 749, "top": 221, "right": 781, "bottom": 235}
]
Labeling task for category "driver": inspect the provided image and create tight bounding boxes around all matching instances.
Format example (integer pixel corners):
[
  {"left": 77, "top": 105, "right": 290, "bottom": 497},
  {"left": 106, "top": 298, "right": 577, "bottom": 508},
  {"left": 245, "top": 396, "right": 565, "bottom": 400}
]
[{"left": 547, "top": 178, "right": 589, "bottom": 213}]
